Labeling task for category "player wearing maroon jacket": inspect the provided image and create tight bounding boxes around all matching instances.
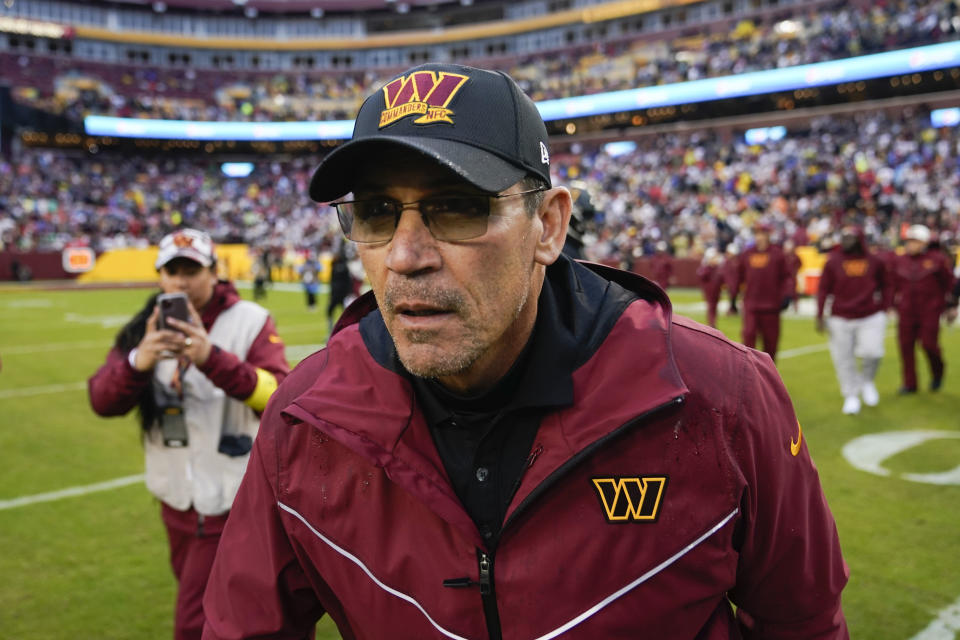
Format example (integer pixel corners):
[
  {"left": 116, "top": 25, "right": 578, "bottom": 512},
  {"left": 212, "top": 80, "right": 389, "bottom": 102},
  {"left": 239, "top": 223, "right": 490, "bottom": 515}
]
[
  {"left": 735, "top": 225, "right": 794, "bottom": 361},
  {"left": 891, "top": 225, "right": 956, "bottom": 393},
  {"left": 722, "top": 243, "right": 741, "bottom": 314},
  {"left": 697, "top": 247, "right": 724, "bottom": 328},
  {"left": 784, "top": 239, "right": 802, "bottom": 313},
  {"left": 816, "top": 226, "right": 890, "bottom": 414},
  {"left": 650, "top": 240, "right": 674, "bottom": 290}
]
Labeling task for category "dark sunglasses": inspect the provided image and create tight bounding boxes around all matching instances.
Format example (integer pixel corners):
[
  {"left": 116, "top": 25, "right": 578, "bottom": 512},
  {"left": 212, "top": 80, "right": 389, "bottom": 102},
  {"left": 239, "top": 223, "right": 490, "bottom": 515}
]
[{"left": 331, "top": 187, "right": 548, "bottom": 243}]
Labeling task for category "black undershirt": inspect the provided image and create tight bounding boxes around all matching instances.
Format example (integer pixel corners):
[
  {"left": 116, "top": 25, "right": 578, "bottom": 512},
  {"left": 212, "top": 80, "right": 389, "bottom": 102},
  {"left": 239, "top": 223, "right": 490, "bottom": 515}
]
[
  {"left": 413, "top": 340, "right": 542, "bottom": 549},
  {"left": 411, "top": 276, "right": 581, "bottom": 549}
]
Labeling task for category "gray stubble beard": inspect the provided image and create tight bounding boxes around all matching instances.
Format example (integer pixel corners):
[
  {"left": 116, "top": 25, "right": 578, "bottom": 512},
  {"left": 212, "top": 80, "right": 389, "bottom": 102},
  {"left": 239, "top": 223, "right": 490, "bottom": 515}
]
[{"left": 387, "top": 275, "right": 531, "bottom": 381}]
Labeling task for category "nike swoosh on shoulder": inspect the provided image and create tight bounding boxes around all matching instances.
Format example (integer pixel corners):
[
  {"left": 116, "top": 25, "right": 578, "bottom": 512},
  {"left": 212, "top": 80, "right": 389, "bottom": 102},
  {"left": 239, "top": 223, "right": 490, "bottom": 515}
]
[{"left": 790, "top": 421, "right": 803, "bottom": 457}]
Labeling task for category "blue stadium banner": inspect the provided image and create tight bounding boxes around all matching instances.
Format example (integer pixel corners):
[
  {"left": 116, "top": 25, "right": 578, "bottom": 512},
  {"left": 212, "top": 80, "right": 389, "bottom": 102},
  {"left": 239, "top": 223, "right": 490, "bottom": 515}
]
[{"left": 85, "top": 41, "right": 960, "bottom": 141}]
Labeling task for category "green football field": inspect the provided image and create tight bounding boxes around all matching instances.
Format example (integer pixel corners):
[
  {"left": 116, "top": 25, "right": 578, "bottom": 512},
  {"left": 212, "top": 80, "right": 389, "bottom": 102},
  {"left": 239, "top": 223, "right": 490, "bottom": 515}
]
[{"left": 1, "top": 283, "right": 958, "bottom": 639}]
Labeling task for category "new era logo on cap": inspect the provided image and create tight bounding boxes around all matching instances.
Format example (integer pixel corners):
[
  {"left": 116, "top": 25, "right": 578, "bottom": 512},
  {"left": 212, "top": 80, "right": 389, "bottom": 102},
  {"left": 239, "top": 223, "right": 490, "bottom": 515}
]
[{"left": 309, "top": 63, "right": 552, "bottom": 203}]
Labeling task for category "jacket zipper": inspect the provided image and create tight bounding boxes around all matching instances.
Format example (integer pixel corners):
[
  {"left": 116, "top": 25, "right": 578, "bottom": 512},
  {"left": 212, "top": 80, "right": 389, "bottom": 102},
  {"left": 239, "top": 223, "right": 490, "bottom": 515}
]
[
  {"left": 440, "top": 550, "right": 502, "bottom": 639},
  {"left": 477, "top": 550, "right": 502, "bottom": 640}
]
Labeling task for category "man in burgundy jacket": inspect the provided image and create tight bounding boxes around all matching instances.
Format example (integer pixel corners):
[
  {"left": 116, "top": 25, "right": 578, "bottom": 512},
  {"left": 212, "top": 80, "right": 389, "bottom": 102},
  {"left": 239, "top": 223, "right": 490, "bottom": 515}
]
[
  {"left": 650, "top": 240, "right": 674, "bottom": 290},
  {"left": 891, "top": 224, "right": 956, "bottom": 393},
  {"left": 722, "top": 243, "right": 740, "bottom": 315},
  {"left": 202, "top": 64, "right": 847, "bottom": 640},
  {"left": 88, "top": 229, "right": 289, "bottom": 640},
  {"left": 697, "top": 247, "right": 724, "bottom": 328},
  {"left": 735, "top": 224, "right": 794, "bottom": 361},
  {"left": 816, "top": 226, "right": 890, "bottom": 415}
]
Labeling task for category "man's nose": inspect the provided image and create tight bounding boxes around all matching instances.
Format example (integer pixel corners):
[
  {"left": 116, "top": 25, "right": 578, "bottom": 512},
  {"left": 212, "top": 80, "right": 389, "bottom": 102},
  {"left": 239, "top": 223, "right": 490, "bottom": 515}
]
[{"left": 384, "top": 208, "right": 442, "bottom": 275}]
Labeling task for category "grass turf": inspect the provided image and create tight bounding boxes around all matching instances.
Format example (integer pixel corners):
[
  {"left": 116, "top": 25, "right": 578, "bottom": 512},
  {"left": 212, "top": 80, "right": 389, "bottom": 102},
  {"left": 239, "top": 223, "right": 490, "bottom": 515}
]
[{"left": 1, "top": 285, "right": 957, "bottom": 639}]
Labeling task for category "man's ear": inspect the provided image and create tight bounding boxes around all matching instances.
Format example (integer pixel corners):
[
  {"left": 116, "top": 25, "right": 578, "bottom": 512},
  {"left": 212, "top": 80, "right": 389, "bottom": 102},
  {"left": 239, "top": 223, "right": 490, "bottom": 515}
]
[{"left": 534, "top": 186, "right": 572, "bottom": 267}]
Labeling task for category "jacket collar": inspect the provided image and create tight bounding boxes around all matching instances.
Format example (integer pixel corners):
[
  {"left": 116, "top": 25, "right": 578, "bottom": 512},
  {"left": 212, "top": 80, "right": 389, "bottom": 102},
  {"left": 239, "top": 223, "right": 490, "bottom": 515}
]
[
  {"left": 200, "top": 280, "right": 241, "bottom": 329},
  {"left": 286, "top": 255, "right": 684, "bottom": 452},
  {"left": 281, "top": 257, "right": 687, "bottom": 540}
]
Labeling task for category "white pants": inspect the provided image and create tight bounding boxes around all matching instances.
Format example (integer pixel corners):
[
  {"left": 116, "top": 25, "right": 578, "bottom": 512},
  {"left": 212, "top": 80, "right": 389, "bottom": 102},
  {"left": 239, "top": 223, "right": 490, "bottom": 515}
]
[{"left": 827, "top": 311, "right": 886, "bottom": 398}]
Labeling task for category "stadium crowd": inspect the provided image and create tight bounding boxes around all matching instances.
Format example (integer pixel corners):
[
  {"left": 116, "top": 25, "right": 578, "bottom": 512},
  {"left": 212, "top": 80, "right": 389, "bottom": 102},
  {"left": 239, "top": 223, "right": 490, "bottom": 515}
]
[
  {"left": 5, "top": 0, "right": 958, "bottom": 123},
  {"left": 556, "top": 106, "right": 960, "bottom": 267},
  {"left": 3, "top": 107, "right": 959, "bottom": 268}
]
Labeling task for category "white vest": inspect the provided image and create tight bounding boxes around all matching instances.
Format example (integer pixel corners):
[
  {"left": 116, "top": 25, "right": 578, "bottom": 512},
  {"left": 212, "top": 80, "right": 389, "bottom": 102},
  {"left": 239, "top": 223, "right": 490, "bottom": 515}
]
[{"left": 143, "top": 300, "right": 269, "bottom": 515}]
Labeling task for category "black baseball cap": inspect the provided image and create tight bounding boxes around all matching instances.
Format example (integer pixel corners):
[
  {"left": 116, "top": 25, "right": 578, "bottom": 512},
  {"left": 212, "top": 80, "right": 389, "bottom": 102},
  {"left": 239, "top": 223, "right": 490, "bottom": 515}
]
[{"left": 309, "top": 63, "right": 552, "bottom": 203}]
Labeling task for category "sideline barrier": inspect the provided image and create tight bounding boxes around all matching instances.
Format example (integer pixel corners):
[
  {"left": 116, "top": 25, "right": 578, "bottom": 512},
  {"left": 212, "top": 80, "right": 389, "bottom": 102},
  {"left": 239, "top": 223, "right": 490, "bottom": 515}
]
[
  {"left": 78, "top": 244, "right": 254, "bottom": 283},
  {"left": 5, "top": 245, "right": 836, "bottom": 290}
]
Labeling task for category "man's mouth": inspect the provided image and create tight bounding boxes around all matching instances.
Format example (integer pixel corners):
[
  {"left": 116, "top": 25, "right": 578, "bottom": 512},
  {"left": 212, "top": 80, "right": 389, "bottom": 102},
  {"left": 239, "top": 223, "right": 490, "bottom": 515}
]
[{"left": 395, "top": 304, "right": 451, "bottom": 317}]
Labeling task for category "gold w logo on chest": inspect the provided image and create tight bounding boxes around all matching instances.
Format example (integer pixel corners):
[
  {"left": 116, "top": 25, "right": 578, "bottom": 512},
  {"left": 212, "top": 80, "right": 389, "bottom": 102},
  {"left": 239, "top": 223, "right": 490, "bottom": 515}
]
[{"left": 592, "top": 476, "right": 668, "bottom": 522}]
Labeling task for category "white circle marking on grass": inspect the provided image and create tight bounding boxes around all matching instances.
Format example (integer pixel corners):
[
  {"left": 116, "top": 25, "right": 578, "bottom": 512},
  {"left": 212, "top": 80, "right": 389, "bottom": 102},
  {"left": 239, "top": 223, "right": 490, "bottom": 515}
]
[
  {"left": 909, "top": 592, "right": 960, "bottom": 640},
  {"left": 842, "top": 431, "right": 960, "bottom": 485}
]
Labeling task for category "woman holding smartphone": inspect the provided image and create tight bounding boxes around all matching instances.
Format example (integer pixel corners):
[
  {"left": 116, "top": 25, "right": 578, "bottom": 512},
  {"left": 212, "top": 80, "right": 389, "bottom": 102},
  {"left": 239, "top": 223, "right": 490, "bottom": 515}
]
[{"left": 88, "top": 228, "right": 290, "bottom": 640}]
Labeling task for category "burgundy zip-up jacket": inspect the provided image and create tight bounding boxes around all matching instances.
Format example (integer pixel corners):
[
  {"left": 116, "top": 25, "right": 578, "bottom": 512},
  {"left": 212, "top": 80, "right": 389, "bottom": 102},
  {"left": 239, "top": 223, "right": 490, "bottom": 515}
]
[
  {"left": 89, "top": 281, "right": 289, "bottom": 417},
  {"left": 817, "top": 248, "right": 890, "bottom": 320},
  {"left": 891, "top": 249, "right": 955, "bottom": 319},
  {"left": 203, "top": 259, "right": 848, "bottom": 640},
  {"left": 735, "top": 246, "right": 793, "bottom": 312}
]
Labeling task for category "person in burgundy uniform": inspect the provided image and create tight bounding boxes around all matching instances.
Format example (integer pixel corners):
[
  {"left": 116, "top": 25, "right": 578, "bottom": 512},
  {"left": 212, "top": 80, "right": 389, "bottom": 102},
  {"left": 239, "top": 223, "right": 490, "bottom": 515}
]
[
  {"left": 697, "top": 247, "right": 725, "bottom": 328},
  {"left": 722, "top": 243, "right": 741, "bottom": 315},
  {"left": 649, "top": 240, "right": 674, "bottom": 290},
  {"left": 783, "top": 239, "right": 802, "bottom": 313},
  {"left": 816, "top": 225, "right": 890, "bottom": 415},
  {"left": 202, "top": 64, "right": 847, "bottom": 640},
  {"left": 735, "top": 223, "right": 794, "bottom": 361},
  {"left": 891, "top": 224, "right": 956, "bottom": 393},
  {"left": 88, "top": 229, "right": 289, "bottom": 640}
]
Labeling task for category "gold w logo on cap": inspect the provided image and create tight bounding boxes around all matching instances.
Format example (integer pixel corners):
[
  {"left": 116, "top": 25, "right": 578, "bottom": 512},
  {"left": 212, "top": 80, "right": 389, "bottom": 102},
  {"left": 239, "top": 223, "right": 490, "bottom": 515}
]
[
  {"left": 380, "top": 71, "right": 469, "bottom": 128},
  {"left": 592, "top": 476, "right": 668, "bottom": 522}
]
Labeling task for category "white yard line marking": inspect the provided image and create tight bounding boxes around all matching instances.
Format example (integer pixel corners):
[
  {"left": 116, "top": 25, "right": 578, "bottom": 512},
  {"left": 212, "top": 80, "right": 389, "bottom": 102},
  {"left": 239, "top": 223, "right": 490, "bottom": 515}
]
[
  {"left": 0, "top": 382, "right": 87, "bottom": 399},
  {"left": 778, "top": 329, "right": 896, "bottom": 360},
  {"left": 2, "top": 340, "right": 109, "bottom": 355},
  {"left": 778, "top": 343, "right": 830, "bottom": 359},
  {"left": 909, "top": 593, "right": 960, "bottom": 640},
  {"left": 0, "top": 474, "right": 144, "bottom": 511},
  {"left": 64, "top": 312, "right": 133, "bottom": 328},
  {"left": 278, "top": 324, "right": 331, "bottom": 335},
  {"left": 1, "top": 299, "right": 54, "bottom": 309}
]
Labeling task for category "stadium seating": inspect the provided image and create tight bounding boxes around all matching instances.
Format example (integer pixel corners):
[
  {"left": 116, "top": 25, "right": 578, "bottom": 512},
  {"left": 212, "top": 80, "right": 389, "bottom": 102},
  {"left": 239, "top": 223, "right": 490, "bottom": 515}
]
[{"left": 4, "top": 0, "right": 957, "bottom": 122}]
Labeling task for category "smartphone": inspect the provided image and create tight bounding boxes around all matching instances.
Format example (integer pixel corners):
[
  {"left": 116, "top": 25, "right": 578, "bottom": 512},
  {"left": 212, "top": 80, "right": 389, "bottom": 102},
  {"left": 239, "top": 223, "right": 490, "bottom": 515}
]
[
  {"left": 160, "top": 407, "right": 189, "bottom": 447},
  {"left": 157, "top": 293, "right": 190, "bottom": 332}
]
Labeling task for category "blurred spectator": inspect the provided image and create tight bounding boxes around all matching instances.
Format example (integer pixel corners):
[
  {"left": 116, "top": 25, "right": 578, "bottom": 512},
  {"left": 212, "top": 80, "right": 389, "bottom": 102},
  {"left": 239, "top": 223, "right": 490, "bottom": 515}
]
[
  {"left": 890, "top": 224, "right": 956, "bottom": 393},
  {"left": 697, "top": 247, "right": 725, "bottom": 327},
  {"left": 735, "top": 223, "right": 794, "bottom": 361},
  {"left": 815, "top": 225, "right": 890, "bottom": 415},
  {"left": 299, "top": 252, "right": 321, "bottom": 312},
  {"left": 650, "top": 240, "right": 674, "bottom": 290},
  {"left": 87, "top": 228, "right": 290, "bottom": 640},
  {"left": 723, "top": 244, "right": 741, "bottom": 315}
]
